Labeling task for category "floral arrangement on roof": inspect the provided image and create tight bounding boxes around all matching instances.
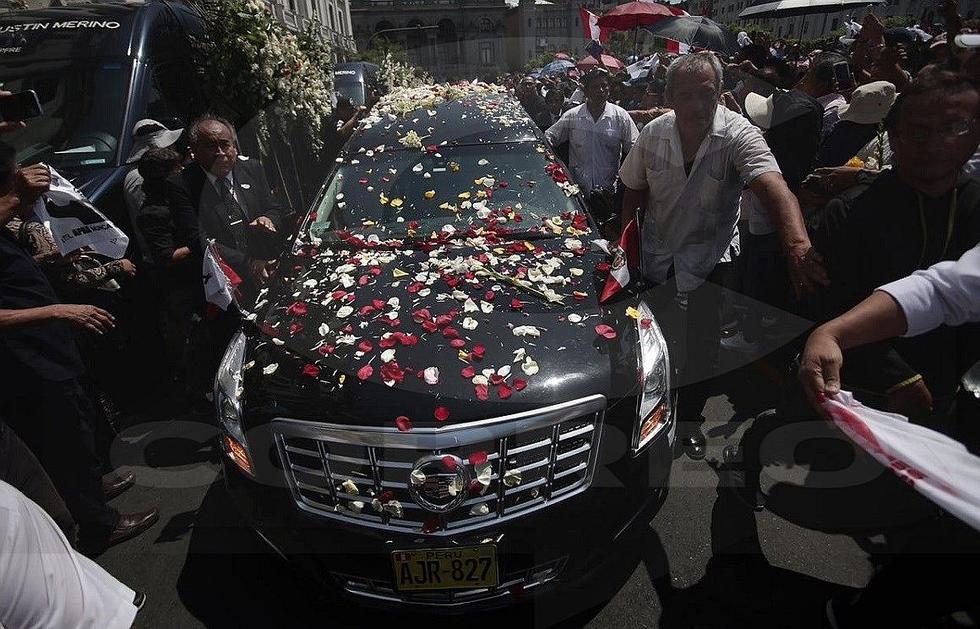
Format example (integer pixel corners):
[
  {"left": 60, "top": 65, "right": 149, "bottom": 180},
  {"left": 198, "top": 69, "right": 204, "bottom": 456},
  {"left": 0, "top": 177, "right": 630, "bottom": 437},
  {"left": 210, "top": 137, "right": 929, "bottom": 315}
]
[
  {"left": 365, "top": 82, "right": 506, "bottom": 122},
  {"left": 193, "top": 0, "right": 335, "bottom": 150},
  {"left": 378, "top": 49, "right": 434, "bottom": 93}
]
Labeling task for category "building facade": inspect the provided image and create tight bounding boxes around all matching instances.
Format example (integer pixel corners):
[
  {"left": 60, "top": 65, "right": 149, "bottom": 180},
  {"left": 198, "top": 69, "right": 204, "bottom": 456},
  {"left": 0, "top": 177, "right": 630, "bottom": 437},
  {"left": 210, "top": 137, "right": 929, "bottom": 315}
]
[
  {"left": 350, "top": 0, "right": 606, "bottom": 80},
  {"left": 264, "top": 0, "right": 357, "bottom": 57}
]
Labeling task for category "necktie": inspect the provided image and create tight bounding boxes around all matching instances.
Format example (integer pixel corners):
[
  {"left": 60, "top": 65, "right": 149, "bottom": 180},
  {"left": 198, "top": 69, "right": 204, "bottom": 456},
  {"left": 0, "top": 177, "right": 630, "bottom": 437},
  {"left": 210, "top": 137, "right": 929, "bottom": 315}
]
[{"left": 218, "top": 177, "right": 247, "bottom": 248}]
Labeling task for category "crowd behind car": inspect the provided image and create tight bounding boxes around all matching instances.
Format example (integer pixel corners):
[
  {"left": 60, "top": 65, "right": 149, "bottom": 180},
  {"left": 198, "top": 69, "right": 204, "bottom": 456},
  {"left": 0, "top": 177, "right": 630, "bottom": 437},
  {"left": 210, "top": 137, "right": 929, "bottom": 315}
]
[{"left": 0, "top": 3, "right": 979, "bottom": 626}]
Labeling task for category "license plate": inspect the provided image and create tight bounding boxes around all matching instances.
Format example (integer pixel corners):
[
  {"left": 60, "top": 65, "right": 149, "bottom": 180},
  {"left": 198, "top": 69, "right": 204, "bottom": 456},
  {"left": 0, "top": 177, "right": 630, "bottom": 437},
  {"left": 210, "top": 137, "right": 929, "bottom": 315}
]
[{"left": 392, "top": 546, "right": 498, "bottom": 591}]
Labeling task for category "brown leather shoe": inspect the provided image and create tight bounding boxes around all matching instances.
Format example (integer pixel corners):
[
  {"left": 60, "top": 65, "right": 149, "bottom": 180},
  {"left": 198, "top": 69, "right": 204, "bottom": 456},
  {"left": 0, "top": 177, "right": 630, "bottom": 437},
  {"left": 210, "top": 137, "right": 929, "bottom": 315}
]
[
  {"left": 102, "top": 472, "right": 135, "bottom": 500},
  {"left": 105, "top": 508, "right": 159, "bottom": 548}
]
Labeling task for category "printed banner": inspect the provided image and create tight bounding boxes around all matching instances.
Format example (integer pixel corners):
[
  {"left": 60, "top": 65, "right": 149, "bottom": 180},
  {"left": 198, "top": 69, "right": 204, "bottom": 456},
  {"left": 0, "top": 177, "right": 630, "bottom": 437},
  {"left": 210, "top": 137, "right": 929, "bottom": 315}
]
[{"left": 32, "top": 165, "right": 128, "bottom": 259}]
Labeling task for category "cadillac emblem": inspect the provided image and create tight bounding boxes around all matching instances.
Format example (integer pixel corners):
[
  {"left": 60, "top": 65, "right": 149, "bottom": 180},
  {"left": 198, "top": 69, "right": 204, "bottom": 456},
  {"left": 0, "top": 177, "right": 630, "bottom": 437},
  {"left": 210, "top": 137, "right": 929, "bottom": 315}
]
[{"left": 407, "top": 454, "right": 470, "bottom": 513}]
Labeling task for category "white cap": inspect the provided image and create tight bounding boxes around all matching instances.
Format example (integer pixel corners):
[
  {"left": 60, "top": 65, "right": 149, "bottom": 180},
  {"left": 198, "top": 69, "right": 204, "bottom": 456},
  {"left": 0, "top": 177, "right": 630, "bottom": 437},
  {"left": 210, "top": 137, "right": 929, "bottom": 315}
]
[
  {"left": 126, "top": 119, "right": 184, "bottom": 164},
  {"left": 954, "top": 33, "right": 980, "bottom": 49}
]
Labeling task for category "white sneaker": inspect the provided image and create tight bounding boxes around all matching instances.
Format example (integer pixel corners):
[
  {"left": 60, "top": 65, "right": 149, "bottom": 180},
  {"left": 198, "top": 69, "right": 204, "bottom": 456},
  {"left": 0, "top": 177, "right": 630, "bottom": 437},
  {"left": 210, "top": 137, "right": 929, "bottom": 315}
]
[{"left": 720, "top": 331, "right": 760, "bottom": 354}]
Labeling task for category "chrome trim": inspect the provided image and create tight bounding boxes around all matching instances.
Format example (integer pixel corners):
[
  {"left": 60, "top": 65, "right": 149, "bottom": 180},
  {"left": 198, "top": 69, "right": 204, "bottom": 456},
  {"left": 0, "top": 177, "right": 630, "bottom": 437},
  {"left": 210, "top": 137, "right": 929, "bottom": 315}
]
[{"left": 273, "top": 395, "right": 606, "bottom": 536}]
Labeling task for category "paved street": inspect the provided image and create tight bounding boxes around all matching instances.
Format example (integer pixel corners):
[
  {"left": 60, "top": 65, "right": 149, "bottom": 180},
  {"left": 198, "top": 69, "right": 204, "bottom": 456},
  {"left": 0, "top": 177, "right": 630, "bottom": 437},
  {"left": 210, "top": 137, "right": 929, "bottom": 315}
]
[{"left": 95, "top": 361, "right": 935, "bottom": 629}]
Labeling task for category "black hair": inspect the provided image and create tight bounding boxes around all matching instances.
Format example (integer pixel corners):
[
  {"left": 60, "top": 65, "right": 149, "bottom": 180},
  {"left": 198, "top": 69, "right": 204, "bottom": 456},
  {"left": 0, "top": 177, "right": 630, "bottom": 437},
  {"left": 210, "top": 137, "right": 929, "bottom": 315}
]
[
  {"left": 582, "top": 67, "right": 610, "bottom": 88},
  {"left": 885, "top": 67, "right": 980, "bottom": 129},
  {"left": 808, "top": 52, "right": 847, "bottom": 87}
]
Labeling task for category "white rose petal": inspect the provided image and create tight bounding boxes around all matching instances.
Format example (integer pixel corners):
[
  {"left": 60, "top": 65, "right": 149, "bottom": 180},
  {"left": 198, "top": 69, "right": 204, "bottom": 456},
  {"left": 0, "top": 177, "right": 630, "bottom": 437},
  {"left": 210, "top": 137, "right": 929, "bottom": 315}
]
[
  {"left": 349, "top": 501, "right": 365, "bottom": 513},
  {"left": 513, "top": 348, "right": 526, "bottom": 362},
  {"left": 262, "top": 363, "right": 279, "bottom": 375},
  {"left": 462, "top": 317, "right": 478, "bottom": 330},
  {"left": 503, "top": 468, "right": 522, "bottom": 488},
  {"left": 472, "top": 375, "right": 489, "bottom": 386},
  {"left": 384, "top": 500, "right": 404, "bottom": 519},
  {"left": 480, "top": 301, "right": 494, "bottom": 314},
  {"left": 342, "top": 479, "right": 359, "bottom": 495},
  {"left": 469, "top": 503, "right": 490, "bottom": 517},
  {"left": 463, "top": 298, "right": 479, "bottom": 313},
  {"left": 410, "top": 469, "right": 427, "bottom": 486},
  {"left": 318, "top": 323, "right": 330, "bottom": 336},
  {"left": 497, "top": 365, "right": 511, "bottom": 378},
  {"left": 513, "top": 325, "right": 541, "bottom": 338},
  {"left": 568, "top": 313, "right": 583, "bottom": 323},
  {"left": 447, "top": 476, "right": 464, "bottom": 497},
  {"left": 336, "top": 305, "right": 354, "bottom": 318},
  {"left": 570, "top": 268, "right": 584, "bottom": 277},
  {"left": 423, "top": 366, "right": 440, "bottom": 385},
  {"left": 381, "top": 349, "right": 396, "bottom": 363},
  {"left": 522, "top": 358, "right": 539, "bottom": 376}
]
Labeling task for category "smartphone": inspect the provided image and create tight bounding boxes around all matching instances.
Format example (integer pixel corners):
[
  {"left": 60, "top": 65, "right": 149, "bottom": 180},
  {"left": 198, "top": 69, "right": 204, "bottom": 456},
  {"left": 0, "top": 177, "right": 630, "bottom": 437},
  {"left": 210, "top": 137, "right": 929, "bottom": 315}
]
[
  {"left": 0, "top": 89, "right": 42, "bottom": 122},
  {"left": 832, "top": 62, "right": 854, "bottom": 91}
]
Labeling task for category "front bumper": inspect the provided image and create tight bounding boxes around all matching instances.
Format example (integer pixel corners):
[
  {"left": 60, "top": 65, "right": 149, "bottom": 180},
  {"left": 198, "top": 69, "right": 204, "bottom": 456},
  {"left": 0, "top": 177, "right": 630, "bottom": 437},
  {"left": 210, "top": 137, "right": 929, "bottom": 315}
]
[{"left": 221, "top": 408, "right": 673, "bottom": 612}]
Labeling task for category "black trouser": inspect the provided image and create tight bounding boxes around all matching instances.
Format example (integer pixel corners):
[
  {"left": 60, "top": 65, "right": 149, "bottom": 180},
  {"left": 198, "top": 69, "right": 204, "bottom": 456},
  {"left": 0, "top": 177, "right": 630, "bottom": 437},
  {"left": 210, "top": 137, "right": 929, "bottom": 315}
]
[
  {"left": 649, "top": 263, "right": 732, "bottom": 433},
  {"left": 741, "top": 232, "right": 790, "bottom": 343},
  {"left": 0, "top": 420, "right": 76, "bottom": 542},
  {"left": 1, "top": 378, "right": 117, "bottom": 541}
]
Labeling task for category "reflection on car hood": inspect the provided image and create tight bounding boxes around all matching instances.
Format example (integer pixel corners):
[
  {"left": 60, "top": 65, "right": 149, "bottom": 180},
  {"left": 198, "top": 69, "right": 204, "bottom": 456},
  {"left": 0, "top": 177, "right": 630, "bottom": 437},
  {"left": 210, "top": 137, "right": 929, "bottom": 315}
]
[{"left": 244, "top": 219, "right": 641, "bottom": 428}]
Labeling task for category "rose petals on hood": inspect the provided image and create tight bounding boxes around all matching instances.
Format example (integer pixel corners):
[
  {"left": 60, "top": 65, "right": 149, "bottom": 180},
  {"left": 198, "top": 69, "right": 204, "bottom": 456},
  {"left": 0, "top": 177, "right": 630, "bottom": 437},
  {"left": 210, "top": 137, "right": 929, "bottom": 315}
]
[
  {"left": 472, "top": 343, "right": 486, "bottom": 359},
  {"left": 262, "top": 363, "right": 278, "bottom": 375},
  {"left": 595, "top": 324, "right": 617, "bottom": 339},
  {"left": 395, "top": 416, "right": 412, "bottom": 432},
  {"left": 287, "top": 301, "right": 308, "bottom": 316},
  {"left": 475, "top": 384, "right": 489, "bottom": 400},
  {"left": 423, "top": 367, "right": 440, "bottom": 385},
  {"left": 434, "top": 405, "right": 450, "bottom": 421},
  {"left": 510, "top": 298, "right": 523, "bottom": 310},
  {"left": 461, "top": 365, "right": 476, "bottom": 378},
  {"left": 513, "top": 325, "right": 540, "bottom": 337},
  {"left": 497, "top": 384, "right": 513, "bottom": 399},
  {"left": 301, "top": 363, "right": 320, "bottom": 378},
  {"left": 357, "top": 364, "right": 374, "bottom": 380},
  {"left": 357, "top": 340, "right": 373, "bottom": 353},
  {"left": 513, "top": 379, "right": 527, "bottom": 391}
]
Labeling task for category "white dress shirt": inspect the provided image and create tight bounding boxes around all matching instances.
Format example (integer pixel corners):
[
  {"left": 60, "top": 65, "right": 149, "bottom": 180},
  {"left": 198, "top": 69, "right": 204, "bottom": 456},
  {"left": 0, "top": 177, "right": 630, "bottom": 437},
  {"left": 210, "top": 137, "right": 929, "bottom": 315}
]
[
  {"left": 878, "top": 243, "right": 980, "bottom": 337},
  {"left": 817, "top": 92, "right": 846, "bottom": 140},
  {"left": 0, "top": 480, "right": 137, "bottom": 629},
  {"left": 619, "top": 105, "right": 780, "bottom": 291},
  {"left": 545, "top": 101, "right": 639, "bottom": 195}
]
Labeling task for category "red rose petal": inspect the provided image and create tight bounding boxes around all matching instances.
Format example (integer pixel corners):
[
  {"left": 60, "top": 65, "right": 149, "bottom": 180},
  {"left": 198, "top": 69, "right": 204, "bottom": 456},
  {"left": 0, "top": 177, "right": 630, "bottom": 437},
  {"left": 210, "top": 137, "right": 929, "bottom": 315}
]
[
  {"left": 472, "top": 343, "right": 486, "bottom": 359},
  {"left": 358, "top": 275, "right": 370, "bottom": 286},
  {"left": 511, "top": 299, "right": 523, "bottom": 310},
  {"left": 434, "top": 406, "right": 450, "bottom": 422},
  {"left": 442, "top": 327, "right": 460, "bottom": 339},
  {"left": 358, "top": 305, "right": 376, "bottom": 317},
  {"left": 468, "top": 451, "right": 488, "bottom": 466},
  {"left": 450, "top": 338, "right": 466, "bottom": 348},
  {"left": 407, "top": 282, "right": 423, "bottom": 294},
  {"left": 484, "top": 290, "right": 496, "bottom": 301},
  {"left": 287, "top": 301, "right": 308, "bottom": 317},
  {"left": 317, "top": 344, "right": 335, "bottom": 356},
  {"left": 513, "top": 379, "right": 527, "bottom": 391},
  {"left": 421, "top": 320, "right": 439, "bottom": 333},
  {"left": 379, "top": 336, "right": 397, "bottom": 348},
  {"left": 289, "top": 322, "right": 303, "bottom": 335},
  {"left": 595, "top": 324, "right": 617, "bottom": 339},
  {"left": 640, "top": 318, "right": 653, "bottom": 330},
  {"left": 435, "top": 314, "right": 454, "bottom": 328},
  {"left": 468, "top": 480, "right": 484, "bottom": 494},
  {"left": 411, "top": 308, "right": 431, "bottom": 323},
  {"left": 596, "top": 262, "right": 610, "bottom": 272},
  {"left": 400, "top": 334, "right": 419, "bottom": 346},
  {"left": 357, "top": 340, "right": 373, "bottom": 352},
  {"left": 421, "top": 516, "right": 440, "bottom": 534},
  {"left": 395, "top": 416, "right": 412, "bottom": 432},
  {"left": 461, "top": 365, "right": 476, "bottom": 378},
  {"left": 442, "top": 455, "right": 458, "bottom": 471},
  {"left": 490, "top": 374, "right": 505, "bottom": 386},
  {"left": 475, "top": 384, "right": 489, "bottom": 400},
  {"left": 357, "top": 364, "right": 374, "bottom": 380},
  {"left": 302, "top": 363, "right": 320, "bottom": 378},
  {"left": 497, "top": 384, "right": 513, "bottom": 399},
  {"left": 379, "top": 490, "right": 394, "bottom": 504}
]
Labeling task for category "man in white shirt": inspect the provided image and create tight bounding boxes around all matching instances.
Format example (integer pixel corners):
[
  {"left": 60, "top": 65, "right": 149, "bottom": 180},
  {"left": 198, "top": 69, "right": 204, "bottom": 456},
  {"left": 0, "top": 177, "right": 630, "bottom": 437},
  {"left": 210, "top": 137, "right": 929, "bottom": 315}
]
[
  {"left": 619, "top": 52, "right": 826, "bottom": 459},
  {"left": 545, "top": 69, "right": 639, "bottom": 196}
]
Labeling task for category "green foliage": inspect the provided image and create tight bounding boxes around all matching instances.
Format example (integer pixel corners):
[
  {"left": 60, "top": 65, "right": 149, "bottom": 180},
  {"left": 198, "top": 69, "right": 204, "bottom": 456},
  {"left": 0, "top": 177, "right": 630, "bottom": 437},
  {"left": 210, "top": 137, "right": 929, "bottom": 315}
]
[
  {"left": 524, "top": 51, "right": 556, "bottom": 72},
  {"left": 883, "top": 15, "right": 915, "bottom": 28},
  {"left": 358, "top": 38, "right": 411, "bottom": 67}
]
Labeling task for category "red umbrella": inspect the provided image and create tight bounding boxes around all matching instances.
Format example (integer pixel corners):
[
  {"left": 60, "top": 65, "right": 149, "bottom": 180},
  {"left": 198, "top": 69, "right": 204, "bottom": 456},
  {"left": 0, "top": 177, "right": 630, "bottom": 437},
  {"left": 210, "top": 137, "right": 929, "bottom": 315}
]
[
  {"left": 576, "top": 54, "right": 625, "bottom": 71},
  {"left": 596, "top": 1, "right": 674, "bottom": 31},
  {"left": 554, "top": 52, "right": 572, "bottom": 60}
]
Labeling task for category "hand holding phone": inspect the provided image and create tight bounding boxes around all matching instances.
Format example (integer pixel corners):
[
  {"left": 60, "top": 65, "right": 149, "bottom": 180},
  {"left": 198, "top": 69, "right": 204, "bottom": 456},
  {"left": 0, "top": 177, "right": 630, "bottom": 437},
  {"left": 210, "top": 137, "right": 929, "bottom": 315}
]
[{"left": 833, "top": 61, "right": 854, "bottom": 91}]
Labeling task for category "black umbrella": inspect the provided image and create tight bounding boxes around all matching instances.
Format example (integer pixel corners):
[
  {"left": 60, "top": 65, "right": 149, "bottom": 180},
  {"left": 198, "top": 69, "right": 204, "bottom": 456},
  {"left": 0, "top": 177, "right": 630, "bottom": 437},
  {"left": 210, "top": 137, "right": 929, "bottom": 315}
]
[
  {"left": 738, "top": 0, "right": 885, "bottom": 19},
  {"left": 641, "top": 15, "right": 739, "bottom": 54}
]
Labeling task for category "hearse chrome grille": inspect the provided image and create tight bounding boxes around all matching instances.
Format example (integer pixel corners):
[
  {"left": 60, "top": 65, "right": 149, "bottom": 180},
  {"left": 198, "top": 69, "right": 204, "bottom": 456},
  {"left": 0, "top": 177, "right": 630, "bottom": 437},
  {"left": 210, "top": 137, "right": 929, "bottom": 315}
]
[{"left": 273, "top": 395, "right": 606, "bottom": 535}]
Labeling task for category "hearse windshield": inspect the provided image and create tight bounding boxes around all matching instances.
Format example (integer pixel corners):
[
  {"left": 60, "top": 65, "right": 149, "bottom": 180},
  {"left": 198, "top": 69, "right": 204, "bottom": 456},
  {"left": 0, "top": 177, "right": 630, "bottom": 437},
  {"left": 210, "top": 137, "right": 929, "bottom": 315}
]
[{"left": 0, "top": 57, "right": 132, "bottom": 169}]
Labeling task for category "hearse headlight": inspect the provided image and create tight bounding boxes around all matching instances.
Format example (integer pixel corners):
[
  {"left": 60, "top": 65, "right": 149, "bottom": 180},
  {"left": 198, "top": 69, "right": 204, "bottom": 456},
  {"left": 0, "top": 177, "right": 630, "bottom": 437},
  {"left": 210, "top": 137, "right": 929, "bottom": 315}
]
[
  {"left": 633, "top": 301, "right": 672, "bottom": 456},
  {"left": 215, "top": 329, "right": 253, "bottom": 476}
]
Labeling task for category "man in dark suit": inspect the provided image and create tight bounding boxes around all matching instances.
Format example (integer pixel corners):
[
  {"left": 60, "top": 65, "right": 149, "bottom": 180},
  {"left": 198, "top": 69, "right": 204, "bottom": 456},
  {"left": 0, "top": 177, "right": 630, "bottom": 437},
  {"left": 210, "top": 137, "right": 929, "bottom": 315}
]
[{"left": 168, "top": 115, "right": 285, "bottom": 297}]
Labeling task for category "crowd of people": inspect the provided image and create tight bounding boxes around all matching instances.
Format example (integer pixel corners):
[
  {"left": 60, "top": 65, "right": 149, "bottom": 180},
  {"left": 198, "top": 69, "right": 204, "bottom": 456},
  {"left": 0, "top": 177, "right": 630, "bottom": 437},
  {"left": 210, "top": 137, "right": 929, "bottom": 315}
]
[{"left": 0, "top": 3, "right": 979, "bottom": 626}]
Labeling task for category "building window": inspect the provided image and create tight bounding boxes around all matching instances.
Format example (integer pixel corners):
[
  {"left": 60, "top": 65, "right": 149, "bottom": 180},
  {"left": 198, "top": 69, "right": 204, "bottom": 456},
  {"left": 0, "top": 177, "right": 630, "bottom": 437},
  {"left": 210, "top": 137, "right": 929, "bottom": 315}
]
[
  {"left": 329, "top": 5, "right": 336, "bottom": 29},
  {"left": 480, "top": 42, "right": 493, "bottom": 65},
  {"left": 830, "top": 17, "right": 839, "bottom": 31},
  {"left": 479, "top": 18, "right": 493, "bottom": 33}
]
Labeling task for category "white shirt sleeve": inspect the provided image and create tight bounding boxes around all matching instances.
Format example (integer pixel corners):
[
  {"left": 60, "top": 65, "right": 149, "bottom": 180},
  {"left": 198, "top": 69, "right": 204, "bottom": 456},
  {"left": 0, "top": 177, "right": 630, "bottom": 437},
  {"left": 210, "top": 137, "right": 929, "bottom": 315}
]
[
  {"left": 877, "top": 243, "right": 980, "bottom": 337},
  {"left": 545, "top": 111, "right": 571, "bottom": 148},
  {"left": 623, "top": 109, "right": 640, "bottom": 154},
  {"left": 619, "top": 123, "right": 652, "bottom": 191},
  {"left": 731, "top": 121, "right": 781, "bottom": 184}
]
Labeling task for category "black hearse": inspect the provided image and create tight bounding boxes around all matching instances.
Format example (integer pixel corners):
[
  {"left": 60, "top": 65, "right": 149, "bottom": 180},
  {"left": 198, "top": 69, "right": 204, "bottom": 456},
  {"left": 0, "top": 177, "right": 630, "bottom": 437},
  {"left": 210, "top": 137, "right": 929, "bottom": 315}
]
[
  {"left": 0, "top": 1, "right": 206, "bottom": 228},
  {"left": 215, "top": 84, "right": 676, "bottom": 610}
]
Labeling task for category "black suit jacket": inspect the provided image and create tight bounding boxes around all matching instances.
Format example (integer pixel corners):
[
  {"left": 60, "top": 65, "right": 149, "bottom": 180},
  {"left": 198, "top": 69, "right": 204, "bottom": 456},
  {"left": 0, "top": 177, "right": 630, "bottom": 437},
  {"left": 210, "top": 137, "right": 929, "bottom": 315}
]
[{"left": 167, "top": 158, "right": 285, "bottom": 279}]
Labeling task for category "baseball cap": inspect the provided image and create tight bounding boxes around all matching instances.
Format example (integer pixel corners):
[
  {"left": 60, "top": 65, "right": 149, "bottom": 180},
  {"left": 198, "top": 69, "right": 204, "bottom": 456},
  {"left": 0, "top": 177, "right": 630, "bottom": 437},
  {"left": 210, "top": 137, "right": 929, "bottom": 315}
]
[
  {"left": 954, "top": 33, "right": 980, "bottom": 49},
  {"left": 745, "top": 89, "right": 823, "bottom": 132},
  {"left": 126, "top": 119, "right": 184, "bottom": 164}
]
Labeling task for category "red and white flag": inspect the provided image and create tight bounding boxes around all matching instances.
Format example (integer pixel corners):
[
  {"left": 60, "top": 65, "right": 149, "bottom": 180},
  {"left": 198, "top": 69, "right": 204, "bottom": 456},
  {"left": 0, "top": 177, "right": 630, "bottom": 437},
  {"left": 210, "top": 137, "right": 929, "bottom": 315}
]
[
  {"left": 656, "top": 36, "right": 692, "bottom": 54},
  {"left": 580, "top": 7, "right": 610, "bottom": 43},
  {"left": 598, "top": 218, "right": 640, "bottom": 303},
  {"left": 203, "top": 240, "right": 242, "bottom": 311},
  {"left": 667, "top": 5, "right": 690, "bottom": 15},
  {"left": 822, "top": 391, "right": 980, "bottom": 532}
]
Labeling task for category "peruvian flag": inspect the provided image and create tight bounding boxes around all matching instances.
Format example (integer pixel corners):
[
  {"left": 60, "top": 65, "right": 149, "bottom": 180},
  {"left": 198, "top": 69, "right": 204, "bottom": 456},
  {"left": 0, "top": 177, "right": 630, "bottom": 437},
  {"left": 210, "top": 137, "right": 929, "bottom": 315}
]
[
  {"left": 599, "top": 218, "right": 640, "bottom": 303},
  {"left": 580, "top": 8, "right": 610, "bottom": 43},
  {"left": 656, "top": 36, "right": 692, "bottom": 54},
  {"left": 667, "top": 5, "right": 690, "bottom": 15},
  {"left": 203, "top": 240, "right": 242, "bottom": 311}
]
